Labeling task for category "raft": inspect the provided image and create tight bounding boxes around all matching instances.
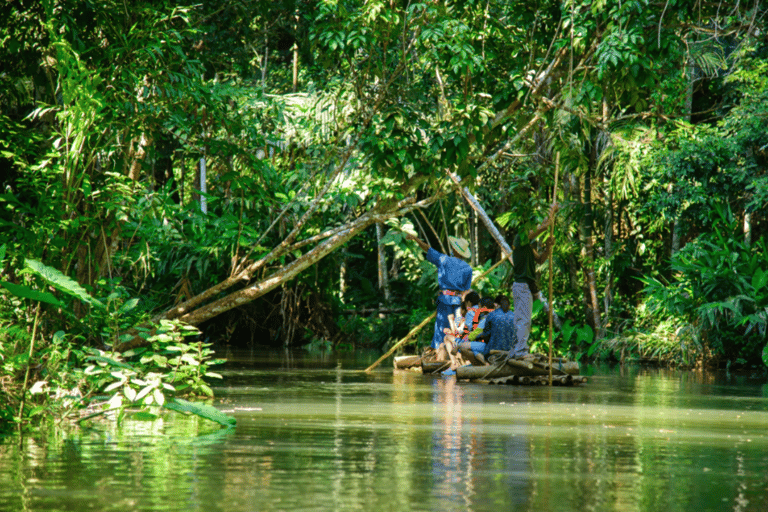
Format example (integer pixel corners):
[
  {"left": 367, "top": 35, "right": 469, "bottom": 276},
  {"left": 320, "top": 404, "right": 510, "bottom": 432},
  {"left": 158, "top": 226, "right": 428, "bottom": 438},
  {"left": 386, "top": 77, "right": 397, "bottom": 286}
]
[{"left": 394, "top": 349, "right": 587, "bottom": 386}]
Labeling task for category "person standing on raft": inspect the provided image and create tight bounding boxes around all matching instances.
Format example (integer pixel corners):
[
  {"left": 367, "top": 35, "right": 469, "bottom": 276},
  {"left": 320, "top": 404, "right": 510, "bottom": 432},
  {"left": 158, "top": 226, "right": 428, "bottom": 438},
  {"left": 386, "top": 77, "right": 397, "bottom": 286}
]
[
  {"left": 510, "top": 202, "right": 559, "bottom": 355},
  {"left": 406, "top": 233, "right": 473, "bottom": 351}
]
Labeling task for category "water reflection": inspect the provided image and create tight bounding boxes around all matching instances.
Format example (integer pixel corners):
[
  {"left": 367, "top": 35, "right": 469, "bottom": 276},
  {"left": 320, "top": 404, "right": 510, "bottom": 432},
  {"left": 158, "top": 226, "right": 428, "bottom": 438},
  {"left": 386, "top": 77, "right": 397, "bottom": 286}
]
[
  {"left": 2, "top": 355, "right": 768, "bottom": 512},
  {"left": 430, "top": 377, "right": 531, "bottom": 511}
]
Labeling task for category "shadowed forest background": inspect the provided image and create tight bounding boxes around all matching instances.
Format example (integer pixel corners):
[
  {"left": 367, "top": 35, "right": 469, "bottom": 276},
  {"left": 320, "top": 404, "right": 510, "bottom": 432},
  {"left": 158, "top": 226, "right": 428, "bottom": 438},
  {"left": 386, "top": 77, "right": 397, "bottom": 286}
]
[{"left": 1, "top": 0, "right": 767, "bottom": 428}]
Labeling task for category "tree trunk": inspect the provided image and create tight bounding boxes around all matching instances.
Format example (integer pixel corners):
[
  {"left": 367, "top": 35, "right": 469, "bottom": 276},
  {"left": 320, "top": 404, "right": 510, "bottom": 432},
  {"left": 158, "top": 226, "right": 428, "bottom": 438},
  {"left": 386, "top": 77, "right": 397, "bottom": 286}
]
[
  {"left": 582, "top": 144, "right": 601, "bottom": 337},
  {"left": 603, "top": 174, "right": 614, "bottom": 320},
  {"left": 292, "top": 7, "right": 299, "bottom": 93},
  {"left": 601, "top": 99, "right": 614, "bottom": 323},
  {"left": 172, "top": 209, "right": 390, "bottom": 326},
  {"left": 261, "top": 33, "right": 268, "bottom": 92},
  {"left": 376, "top": 223, "right": 390, "bottom": 303},
  {"left": 565, "top": 172, "right": 581, "bottom": 292},
  {"left": 472, "top": 208, "right": 480, "bottom": 266},
  {"left": 111, "top": 196, "right": 433, "bottom": 355},
  {"left": 671, "top": 216, "right": 682, "bottom": 256},
  {"left": 744, "top": 211, "right": 752, "bottom": 246},
  {"left": 672, "top": 56, "right": 696, "bottom": 257},
  {"left": 339, "top": 255, "right": 348, "bottom": 304}
]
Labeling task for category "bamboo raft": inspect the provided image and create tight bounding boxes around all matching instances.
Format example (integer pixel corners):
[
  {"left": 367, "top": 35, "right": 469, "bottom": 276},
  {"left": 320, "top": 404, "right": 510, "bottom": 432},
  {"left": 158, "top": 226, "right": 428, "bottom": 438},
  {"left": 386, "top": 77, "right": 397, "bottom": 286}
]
[{"left": 394, "top": 350, "right": 587, "bottom": 386}]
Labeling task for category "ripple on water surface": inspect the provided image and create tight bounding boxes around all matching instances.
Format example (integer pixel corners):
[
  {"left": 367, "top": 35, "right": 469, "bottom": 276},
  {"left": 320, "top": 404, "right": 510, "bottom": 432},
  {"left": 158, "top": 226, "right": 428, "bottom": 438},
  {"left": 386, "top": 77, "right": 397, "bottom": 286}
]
[{"left": 2, "top": 358, "right": 768, "bottom": 512}]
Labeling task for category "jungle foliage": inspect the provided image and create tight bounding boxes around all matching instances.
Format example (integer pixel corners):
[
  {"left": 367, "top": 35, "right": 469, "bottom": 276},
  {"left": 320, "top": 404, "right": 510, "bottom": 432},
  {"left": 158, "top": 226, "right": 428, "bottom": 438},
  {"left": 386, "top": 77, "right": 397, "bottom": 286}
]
[{"left": 1, "top": 0, "right": 767, "bottom": 431}]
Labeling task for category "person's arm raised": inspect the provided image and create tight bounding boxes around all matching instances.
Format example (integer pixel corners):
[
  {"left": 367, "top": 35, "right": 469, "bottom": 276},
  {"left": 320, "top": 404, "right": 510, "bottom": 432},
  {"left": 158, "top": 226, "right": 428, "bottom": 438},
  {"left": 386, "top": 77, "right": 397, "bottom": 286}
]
[
  {"left": 406, "top": 233, "right": 430, "bottom": 252},
  {"left": 526, "top": 202, "right": 559, "bottom": 241}
]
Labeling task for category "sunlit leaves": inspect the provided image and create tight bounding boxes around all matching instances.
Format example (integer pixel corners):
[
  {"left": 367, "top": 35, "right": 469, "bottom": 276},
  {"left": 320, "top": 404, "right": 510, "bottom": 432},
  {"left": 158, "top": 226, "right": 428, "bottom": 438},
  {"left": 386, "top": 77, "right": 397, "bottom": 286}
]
[{"left": 640, "top": 211, "right": 768, "bottom": 361}]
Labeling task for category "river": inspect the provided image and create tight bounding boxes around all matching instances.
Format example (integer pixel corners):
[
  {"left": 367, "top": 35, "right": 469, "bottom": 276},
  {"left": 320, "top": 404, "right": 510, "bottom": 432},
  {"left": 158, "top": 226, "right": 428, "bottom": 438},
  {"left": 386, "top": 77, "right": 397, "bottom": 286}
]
[{"left": 1, "top": 349, "right": 767, "bottom": 512}]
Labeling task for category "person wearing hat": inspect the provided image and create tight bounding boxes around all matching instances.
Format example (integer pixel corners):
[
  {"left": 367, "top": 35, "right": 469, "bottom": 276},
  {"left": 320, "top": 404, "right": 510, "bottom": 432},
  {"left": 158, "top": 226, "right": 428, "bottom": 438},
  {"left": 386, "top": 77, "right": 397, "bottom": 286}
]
[{"left": 406, "top": 233, "right": 473, "bottom": 351}]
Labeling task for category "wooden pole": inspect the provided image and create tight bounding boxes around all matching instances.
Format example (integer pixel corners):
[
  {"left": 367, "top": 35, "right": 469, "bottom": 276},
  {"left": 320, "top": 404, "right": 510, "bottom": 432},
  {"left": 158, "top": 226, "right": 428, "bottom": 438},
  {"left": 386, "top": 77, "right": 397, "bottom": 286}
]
[
  {"left": 364, "top": 257, "right": 508, "bottom": 373},
  {"left": 18, "top": 305, "right": 41, "bottom": 435},
  {"left": 446, "top": 172, "right": 515, "bottom": 267},
  {"left": 548, "top": 153, "right": 560, "bottom": 386},
  {"left": 364, "top": 312, "right": 436, "bottom": 373}
]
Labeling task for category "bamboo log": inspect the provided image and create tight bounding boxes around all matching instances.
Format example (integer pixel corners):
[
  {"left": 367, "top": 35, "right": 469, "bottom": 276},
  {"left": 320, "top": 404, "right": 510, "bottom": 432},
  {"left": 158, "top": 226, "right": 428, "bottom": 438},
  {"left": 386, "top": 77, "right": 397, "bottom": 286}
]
[
  {"left": 506, "top": 358, "right": 535, "bottom": 371},
  {"left": 531, "top": 360, "right": 567, "bottom": 375},
  {"left": 393, "top": 355, "right": 422, "bottom": 369},
  {"left": 457, "top": 357, "right": 539, "bottom": 380},
  {"left": 489, "top": 375, "right": 518, "bottom": 385},
  {"left": 456, "top": 364, "right": 514, "bottom": 380},
  {"left": 422, "top": 360, "right": 450, "bottom": 374},
  {"left": 364, "top": 313, "right": 435, "bottom": 372}
]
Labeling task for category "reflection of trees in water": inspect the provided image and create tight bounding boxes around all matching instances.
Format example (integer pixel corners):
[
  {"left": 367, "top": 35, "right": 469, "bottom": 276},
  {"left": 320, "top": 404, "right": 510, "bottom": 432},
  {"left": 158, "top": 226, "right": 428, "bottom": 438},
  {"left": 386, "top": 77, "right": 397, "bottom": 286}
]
[{"left": 431, "top": 378, "right": 531, "bottom": 509}]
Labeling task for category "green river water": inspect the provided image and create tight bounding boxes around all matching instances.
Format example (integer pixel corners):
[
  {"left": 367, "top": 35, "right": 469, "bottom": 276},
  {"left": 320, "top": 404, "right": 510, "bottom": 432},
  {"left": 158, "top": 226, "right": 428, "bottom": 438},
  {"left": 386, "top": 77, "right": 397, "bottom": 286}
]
[{"left": 1, "top": 349, "right": 768, "bottom": 512}]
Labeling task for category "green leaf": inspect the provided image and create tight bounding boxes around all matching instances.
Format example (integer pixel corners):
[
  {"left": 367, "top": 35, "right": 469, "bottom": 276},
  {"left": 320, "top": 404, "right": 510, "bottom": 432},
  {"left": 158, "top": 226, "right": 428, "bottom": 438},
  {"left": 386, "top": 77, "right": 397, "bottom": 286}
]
[
  {"left": 0, "top": 280, "right": 64, "bottom": 307},
  {"left": 763, "top": 344, "right": 768, "bottom": 368},
  {"left": 23, "top": 259, "right": 105, "bottom": 309},
  {"left": 576, "top": 325, "right": 594, "bottom": 345},
  {"left": 132, "top": 411, "right": 159, "bottom": 421},
  {"left": 152, "top": 388, "right": 165, "bottom": 406},
  {"left": 181, "top": 353, "right": 200, "bottom": 365},
  {"left": 199, "top": 384, "right": 214, "bottom": 397},
  {"left": 561, "top": 321, "right": 576, "bottom": 344},
  {"left": 86, "top": 355, "right": 134, "bottom": 371},
  {"left": 163, "top": 397, "right": 236, "bottom": 427},
  {"left": 124, "top": 386, "right": 137, "bottom": 402},
  {"left": 104, "top": 381, "right": 124, "bottom": 393},
  {"left": 119, "top": 298, "right": 140, "bottom": 314},
  {"left": 752, "top": 269, "right": 768, "bottom": 291},
  {"left": 122, "top": 348, "right": 147, "bottom": 358},
  {"left": 135, "top": 385, "right": 153, "bottom": 402}
]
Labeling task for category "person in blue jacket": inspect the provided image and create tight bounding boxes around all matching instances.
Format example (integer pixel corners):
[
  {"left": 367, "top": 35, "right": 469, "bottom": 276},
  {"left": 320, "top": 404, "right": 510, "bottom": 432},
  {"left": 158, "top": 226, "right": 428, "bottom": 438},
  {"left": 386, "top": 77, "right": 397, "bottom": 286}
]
[
  {"left": 460, "top": 294, "right": 516, "bottom": 365},
  {"left": 407, "top": 233, "right": 473, "bottom": 351}
]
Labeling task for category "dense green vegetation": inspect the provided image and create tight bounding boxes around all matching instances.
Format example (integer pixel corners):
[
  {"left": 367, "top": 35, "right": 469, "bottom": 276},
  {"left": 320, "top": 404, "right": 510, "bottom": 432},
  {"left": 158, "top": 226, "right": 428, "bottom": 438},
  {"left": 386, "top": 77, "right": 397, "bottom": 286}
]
[{"left": 1, "top": 0, "right": 766, "bottom": 431}]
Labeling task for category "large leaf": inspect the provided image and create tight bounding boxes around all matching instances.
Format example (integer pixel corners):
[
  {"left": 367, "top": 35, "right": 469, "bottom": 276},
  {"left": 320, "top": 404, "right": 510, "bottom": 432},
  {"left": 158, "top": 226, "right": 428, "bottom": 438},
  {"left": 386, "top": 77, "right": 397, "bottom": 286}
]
[
  {"left": 23, "top": 259, "right": 105, "bottom": 309},
  {"left": 0, "top": 280, "right": 64, "bottom": 307},
  {"left": 752, "top": 269, "right": 768, "bottom": 292},
  {"left": 164, "top": 397, "right": 236, "bottom": 427},
  {"left": 85, "top": 354, "right": 135, "bottom": 371}
]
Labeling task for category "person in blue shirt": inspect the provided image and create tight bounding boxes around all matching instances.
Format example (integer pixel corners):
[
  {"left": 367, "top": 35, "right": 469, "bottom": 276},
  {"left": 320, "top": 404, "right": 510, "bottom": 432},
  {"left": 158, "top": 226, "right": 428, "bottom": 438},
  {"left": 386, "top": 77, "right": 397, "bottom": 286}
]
[
  {"left": 483, "top": 294, "right": 518, "bottom": 353},
  {"left": 459, "top": 295, "right": 511, "bottom": 365},
  {"left": 407, "top": 233, "right": 473, "bottom": 352}
]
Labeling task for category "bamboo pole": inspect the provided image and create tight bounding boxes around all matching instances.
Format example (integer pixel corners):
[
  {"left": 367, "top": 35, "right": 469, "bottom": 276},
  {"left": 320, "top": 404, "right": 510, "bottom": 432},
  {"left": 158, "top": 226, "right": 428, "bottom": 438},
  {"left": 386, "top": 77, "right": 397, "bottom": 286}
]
[
  {"left": 18, "top": 305, "right": 41, "bottom": 435},
  {"left": 446, "top": 172, "right": 514, "bottom": 267},
  {"left": 548, "top": 153, "right": 560, "bottom": 386},
  {"left": 364, "top": 257, "right": 508, "bottom": 372},
  {"left": 449, "top": 170, "right": 562, "bottom": 326}
]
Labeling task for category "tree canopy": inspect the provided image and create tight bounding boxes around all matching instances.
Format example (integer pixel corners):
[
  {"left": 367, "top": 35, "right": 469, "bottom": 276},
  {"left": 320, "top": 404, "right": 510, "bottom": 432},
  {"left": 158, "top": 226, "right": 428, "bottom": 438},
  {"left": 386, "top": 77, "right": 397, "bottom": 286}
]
[{"left": 2, "top": 0, "right": 767, "bottom": 374}]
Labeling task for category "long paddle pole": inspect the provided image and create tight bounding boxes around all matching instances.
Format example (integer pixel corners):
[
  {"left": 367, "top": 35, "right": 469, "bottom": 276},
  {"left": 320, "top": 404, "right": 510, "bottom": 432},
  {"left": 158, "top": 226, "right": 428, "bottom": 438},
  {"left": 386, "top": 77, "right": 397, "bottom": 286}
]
[
  {"left": 548, "top": 153, "right": 560, "bottom": 386},
  {"left": 364, "top": 257, "right": 508, "bottom": 373},
  {"left": 446, "top": 172, "right": 515, "bottom": 268}
]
